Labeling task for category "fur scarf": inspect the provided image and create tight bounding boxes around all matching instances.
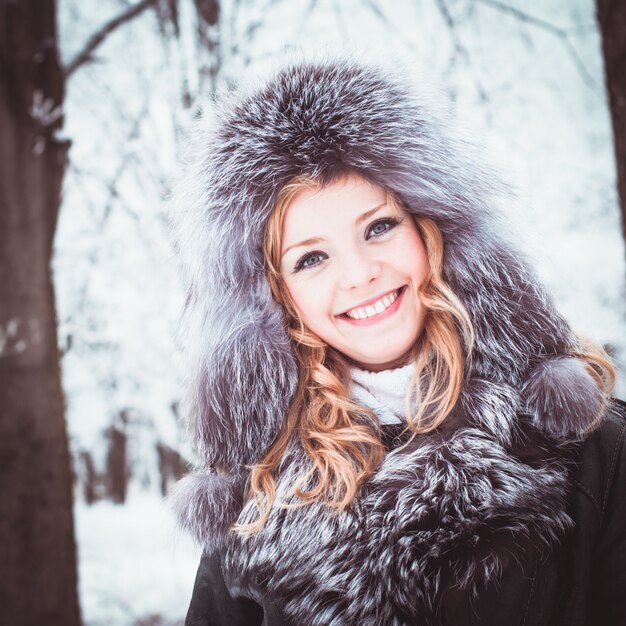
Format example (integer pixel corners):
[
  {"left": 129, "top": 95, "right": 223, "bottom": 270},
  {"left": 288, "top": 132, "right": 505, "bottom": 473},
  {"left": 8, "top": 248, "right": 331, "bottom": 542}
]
[{"left": 169, "top": 53, "right": 608, "bottom": 624}]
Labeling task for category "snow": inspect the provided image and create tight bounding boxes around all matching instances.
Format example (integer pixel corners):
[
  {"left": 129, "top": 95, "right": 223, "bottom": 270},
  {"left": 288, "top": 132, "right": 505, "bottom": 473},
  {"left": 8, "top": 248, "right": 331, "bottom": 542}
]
[
  {"left": 75, "top": 492, "right": 201, "bottom": 626},
  {"left": 53, "top": 0, "right": 626, "bottom": 622}
]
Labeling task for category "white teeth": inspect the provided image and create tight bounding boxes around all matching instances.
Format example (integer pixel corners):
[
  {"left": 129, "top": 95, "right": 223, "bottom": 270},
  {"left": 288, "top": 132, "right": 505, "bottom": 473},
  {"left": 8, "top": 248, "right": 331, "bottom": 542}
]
[{"left": 344, "top": 289, "right": 400, "bottom": 320}]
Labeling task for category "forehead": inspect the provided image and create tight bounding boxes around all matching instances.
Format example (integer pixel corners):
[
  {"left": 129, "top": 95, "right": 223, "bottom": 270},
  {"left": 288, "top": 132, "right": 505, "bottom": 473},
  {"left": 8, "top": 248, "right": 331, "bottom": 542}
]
[{"left": 281, "top": 176, "right": 389, "bottom": 241}]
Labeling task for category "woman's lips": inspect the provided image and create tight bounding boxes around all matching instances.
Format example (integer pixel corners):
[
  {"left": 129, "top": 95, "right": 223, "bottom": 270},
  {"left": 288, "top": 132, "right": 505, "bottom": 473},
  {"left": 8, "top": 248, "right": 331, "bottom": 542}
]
[{"left": 337, "top": 286, "right": 407, "bottom": 326}]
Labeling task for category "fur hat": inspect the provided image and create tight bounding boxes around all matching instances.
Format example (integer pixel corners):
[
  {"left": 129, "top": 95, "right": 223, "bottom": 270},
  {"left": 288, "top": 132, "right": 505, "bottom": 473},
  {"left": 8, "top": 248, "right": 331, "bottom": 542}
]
[{"left": 169, "top": 53, "right": 606, "bottom": 550}]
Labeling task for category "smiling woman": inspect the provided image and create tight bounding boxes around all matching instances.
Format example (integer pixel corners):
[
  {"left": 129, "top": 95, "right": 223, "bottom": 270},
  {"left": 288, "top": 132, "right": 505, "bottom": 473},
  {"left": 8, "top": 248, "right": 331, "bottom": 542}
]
[{"left": 169, "top": 55, "right": 625, "bottom": 626}]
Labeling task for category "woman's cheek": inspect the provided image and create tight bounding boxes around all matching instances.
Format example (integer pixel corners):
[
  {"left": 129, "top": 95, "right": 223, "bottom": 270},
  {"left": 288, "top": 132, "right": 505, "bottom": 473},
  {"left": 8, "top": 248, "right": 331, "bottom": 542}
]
[{"left": 290, "top": 280, "right": 320, "bottom": 324}]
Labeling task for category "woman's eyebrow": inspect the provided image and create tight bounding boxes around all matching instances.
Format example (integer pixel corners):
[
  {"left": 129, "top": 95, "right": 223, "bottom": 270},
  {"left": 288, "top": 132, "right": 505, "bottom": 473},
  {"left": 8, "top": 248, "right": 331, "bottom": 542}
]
[
  {"left": 281, "top": 202, "right": 388, "bottom": 257},
  {"left": 282, "top": 236, "right": 324, "bottom": 257},
  {"left": 356, "top": 202, "right": 387, "bottom": 224}
]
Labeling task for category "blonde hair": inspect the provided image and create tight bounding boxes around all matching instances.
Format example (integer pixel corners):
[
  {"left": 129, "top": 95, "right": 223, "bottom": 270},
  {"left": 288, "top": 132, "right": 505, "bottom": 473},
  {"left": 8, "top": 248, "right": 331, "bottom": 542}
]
[
  {"left": 573, "top": 336, "right": 616, "bottom": 430},
  {"left": 235, "top": 172, "right": 616, "bottom": 535}
]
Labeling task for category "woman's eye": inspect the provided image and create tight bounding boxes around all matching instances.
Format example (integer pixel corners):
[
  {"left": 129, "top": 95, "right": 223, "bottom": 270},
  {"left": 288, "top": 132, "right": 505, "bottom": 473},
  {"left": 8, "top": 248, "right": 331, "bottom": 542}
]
[
  {"left": 366, "top": 218, "right": 399, "bottom": 239},
  {"left": 294, "top": 251, "right": 326, "bottom": 272}
]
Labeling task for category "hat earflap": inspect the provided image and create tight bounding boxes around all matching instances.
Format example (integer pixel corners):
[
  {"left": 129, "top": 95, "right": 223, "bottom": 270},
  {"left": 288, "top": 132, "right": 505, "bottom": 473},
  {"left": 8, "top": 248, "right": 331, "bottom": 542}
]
[
  {"left": 168, "top": 471, "right": 245, "bottom": 552},
  {"left": 521, "top": 356, "right": 605, "bottom": 438}
]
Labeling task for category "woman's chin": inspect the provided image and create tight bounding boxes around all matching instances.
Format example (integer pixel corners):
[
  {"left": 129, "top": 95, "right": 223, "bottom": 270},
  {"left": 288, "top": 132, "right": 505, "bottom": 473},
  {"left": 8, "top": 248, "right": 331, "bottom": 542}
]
[{"left": 346, "top": 349, "right": 415, "bottom": 372}]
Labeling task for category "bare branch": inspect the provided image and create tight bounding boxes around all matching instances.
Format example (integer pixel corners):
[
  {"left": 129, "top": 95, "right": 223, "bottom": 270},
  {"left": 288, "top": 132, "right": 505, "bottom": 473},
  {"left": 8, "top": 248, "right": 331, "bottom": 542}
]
[
  {"left": 62, "top": 102, "right": 150, "bottom": 330},
  {"left": 434, "top": 0, "right": 471, "bottom": 63},
  {"left": 433, "top": 0, "right": 490, "bottom": 105},
  {"left": 231, "top": 0, "right": 289, "bottom": 66},
  {"left": 363, "top": 0, "right": 420, "bottom": 55},
  {"left": 474, "top": 0, "right": 600, "bottom": 90},
  {"left": 64, "top": 0, "right": 159, "bottom": 80},
  {"left": 475, "top": 0, "right": 564, "bottom": 34},
  {"left": 229, "top": 2, "right": 262, "bottom": 60}
]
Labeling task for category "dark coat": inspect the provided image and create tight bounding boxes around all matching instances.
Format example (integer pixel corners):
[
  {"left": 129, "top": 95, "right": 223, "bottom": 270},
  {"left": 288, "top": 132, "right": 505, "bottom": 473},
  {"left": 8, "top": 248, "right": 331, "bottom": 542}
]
[{"left": 185, "top": 399, "right": 626, "bottom": 626}]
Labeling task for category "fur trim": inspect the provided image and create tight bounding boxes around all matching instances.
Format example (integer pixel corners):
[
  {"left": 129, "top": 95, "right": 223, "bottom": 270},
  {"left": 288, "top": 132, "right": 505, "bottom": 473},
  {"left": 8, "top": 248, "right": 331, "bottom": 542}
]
[
  {"left": 521, "top": 356, "right": 605, "bottom": 438},
  {"left": 225, "top": 418, "right": 575, "bottom": 625},
  {"left": 168, "top": 472, "right": 243, "bottom": 553}
]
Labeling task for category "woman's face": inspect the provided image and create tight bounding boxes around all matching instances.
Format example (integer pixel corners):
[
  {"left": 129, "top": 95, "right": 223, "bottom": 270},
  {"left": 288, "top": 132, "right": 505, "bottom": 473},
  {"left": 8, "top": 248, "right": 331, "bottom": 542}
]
[{"left": 279, "top": 175, "right": 429, "bottom": 372}]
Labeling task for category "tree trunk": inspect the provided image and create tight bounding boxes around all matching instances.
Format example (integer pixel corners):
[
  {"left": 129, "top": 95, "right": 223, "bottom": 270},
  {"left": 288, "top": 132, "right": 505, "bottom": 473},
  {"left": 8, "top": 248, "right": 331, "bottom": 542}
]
[
  {"left": 0, "top": 1, "right": 81, "bottom": 624},
  {"left": 596, "top": 0, "right": 626, "bottom": 260},
  {"left": 106, "top": 422, "right": 128, "bottom": 504}
]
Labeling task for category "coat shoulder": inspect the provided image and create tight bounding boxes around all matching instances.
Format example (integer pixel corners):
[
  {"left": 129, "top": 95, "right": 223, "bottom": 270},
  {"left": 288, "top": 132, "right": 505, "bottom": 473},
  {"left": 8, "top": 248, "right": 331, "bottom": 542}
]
[{"left": 571, "top": 397, "right": 626, "bottom": 522}]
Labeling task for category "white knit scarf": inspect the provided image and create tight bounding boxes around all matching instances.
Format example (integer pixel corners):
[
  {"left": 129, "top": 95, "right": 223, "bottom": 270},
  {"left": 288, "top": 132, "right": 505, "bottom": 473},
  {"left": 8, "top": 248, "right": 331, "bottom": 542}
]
[{"left": 349, "top": 363, "right": 415, "bottom": 425}]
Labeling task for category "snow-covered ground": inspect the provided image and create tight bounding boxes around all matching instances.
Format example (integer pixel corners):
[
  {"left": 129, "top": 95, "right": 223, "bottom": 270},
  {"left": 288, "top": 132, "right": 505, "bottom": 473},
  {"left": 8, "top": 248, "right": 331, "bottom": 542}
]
[{"left": 75, "top": 492, "right": 201, "bottom": 625}]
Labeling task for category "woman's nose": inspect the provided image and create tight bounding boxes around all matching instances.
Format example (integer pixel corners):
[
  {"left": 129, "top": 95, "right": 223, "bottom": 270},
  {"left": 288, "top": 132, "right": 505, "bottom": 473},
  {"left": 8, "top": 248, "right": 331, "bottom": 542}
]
[{"left": 337, "top": 248, "right": 382, "bottom": 291}]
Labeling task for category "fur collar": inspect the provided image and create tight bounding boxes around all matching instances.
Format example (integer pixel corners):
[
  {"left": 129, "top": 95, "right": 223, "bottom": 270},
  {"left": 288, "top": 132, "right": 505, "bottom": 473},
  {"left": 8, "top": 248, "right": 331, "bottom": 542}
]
[
  {"left": 168, "top": 53, "right": 608, "bottom": 624},
  {"left": 174, "top": 382, "right": 582, "bottom": 625},
  {"left": 227, "top": 395, "right": 576, "bottom": 625}
]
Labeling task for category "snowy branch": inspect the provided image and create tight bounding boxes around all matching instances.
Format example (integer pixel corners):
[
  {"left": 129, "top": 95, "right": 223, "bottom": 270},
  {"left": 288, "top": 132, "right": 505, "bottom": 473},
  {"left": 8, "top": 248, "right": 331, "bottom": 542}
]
[
  {"left": 474, "top": 0, "right": 600, "bottom": 89},
  {"left": 433, "top": 0, "right": 490, "bottom": 103},
  {"left": 363, "top": 0, "right": 420, "bottom": 55},
  {"left": 64, "top": 0, "right": 159, "bottom": 79}
]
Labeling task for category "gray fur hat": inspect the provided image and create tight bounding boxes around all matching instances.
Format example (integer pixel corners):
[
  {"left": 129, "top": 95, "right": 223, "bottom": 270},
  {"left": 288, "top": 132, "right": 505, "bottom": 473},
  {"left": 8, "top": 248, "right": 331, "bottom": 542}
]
[{"left": 169, "top": 53, "right": 606, "bottom": 549}]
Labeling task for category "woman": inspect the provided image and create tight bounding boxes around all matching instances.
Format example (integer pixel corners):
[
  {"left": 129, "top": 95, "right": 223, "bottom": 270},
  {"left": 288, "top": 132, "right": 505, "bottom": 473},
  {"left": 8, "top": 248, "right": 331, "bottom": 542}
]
[{"left": 169, "top": 54, "right": 626, "bottom": 625}]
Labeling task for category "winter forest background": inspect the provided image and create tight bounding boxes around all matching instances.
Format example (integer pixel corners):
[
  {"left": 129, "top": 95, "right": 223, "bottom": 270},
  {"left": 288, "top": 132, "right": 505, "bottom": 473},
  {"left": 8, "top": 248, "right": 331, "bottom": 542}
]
[{"left": 1, "top": 0, "right": 625, "bottom": 624}]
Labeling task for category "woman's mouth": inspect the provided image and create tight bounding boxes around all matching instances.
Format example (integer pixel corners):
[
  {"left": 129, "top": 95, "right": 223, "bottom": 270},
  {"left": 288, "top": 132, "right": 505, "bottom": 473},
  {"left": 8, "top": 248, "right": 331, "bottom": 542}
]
[{"left": 337, "top": 286, "right": 407, "bottom": 326}]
